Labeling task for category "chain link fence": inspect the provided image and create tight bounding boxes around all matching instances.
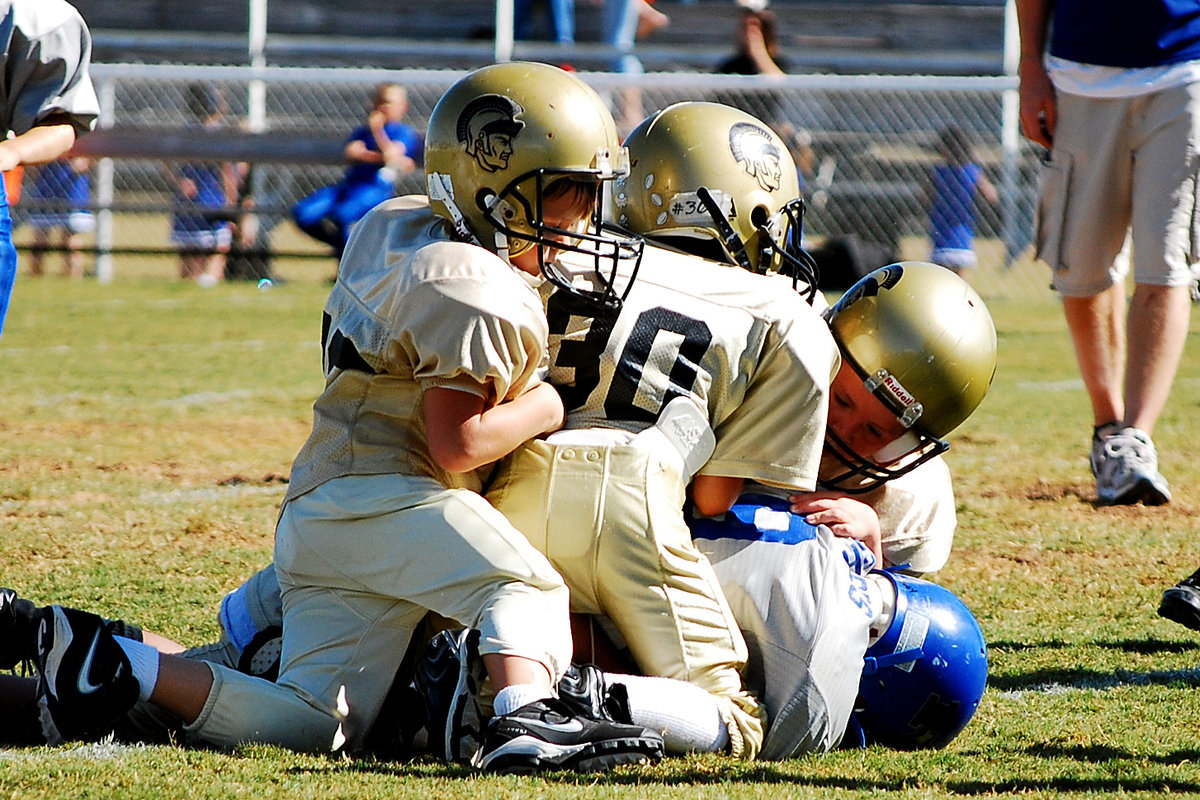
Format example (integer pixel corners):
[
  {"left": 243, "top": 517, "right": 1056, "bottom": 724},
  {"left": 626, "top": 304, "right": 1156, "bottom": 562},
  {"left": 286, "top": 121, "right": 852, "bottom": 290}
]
[{"left": 13, "top": 64, "right": 1051, "bottom": 300}]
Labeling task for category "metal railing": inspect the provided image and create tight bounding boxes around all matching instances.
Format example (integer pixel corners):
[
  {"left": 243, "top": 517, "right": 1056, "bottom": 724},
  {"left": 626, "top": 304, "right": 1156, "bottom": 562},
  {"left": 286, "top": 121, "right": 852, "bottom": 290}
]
[{"left": 14, "top": 63, "right": 1049, "bottom": 299}]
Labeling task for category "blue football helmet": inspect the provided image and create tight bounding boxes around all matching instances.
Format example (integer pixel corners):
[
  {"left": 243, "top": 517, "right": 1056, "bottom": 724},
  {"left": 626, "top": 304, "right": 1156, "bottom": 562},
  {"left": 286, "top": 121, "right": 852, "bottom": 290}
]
[{"left": 849, "top": 570, "right": 987, "bottom": 749}]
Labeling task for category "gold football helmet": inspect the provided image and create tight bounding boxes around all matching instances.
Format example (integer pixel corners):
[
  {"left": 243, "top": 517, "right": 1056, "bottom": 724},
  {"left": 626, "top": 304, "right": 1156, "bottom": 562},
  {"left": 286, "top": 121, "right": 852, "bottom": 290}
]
[
  {"left": 614, "top": 101, "right": 818, "bottom": 299},
  {"left": 820, "top": 262, "right": 997, "bottom": 492},
  {"left": 424, "top": 62, "right": 642, "bottom": 309}
]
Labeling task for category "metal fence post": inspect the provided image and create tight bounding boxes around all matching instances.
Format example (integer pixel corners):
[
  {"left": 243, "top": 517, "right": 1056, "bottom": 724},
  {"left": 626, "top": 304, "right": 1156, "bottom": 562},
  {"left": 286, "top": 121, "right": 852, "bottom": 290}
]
[{"left": 94, "top": 76, "right": 116, "bottom": 284}]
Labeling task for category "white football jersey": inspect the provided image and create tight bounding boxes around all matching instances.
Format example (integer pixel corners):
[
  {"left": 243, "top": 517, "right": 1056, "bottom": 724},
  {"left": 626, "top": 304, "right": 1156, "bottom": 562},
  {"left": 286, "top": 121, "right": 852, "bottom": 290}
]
[
  {"left": 690, "top": 489, "right": 877, "bottom": 758},
  {"left": 858, "top": 454, "right": 957, "bottom": 575},
  {"left": 286, "top": 195, "right": 549, "bottom": 501},
  {"left": 546, "top": 244, "right": 838, "bottom": 490}
]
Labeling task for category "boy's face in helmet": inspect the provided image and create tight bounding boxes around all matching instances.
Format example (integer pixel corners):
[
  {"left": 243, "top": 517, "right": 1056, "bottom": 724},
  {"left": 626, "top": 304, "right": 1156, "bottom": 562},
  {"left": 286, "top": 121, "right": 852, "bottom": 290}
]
[
  {"left": 825, "top": 358, "right": 909, "bottom": 459},
  {"left": 508, "top": 179, "right": 594, "bottom": 277}
]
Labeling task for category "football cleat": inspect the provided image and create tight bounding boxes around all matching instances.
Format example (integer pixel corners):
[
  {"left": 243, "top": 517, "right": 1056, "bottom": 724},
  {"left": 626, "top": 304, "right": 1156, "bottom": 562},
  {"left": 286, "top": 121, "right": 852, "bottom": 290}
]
[
  {"left": 34, "top": 605, "right": 139, "bottom": 744},
  {"left": 411, "top": 627, "right": 487, "bottom": 765},
  {"left": 0, "top": 587, "right": 40, "bottom": 671},
  {"left": 1158, "top": 567, "right": 1200, "bottom": 632},
  {"left": 236, "top": 625, "right": 283, "bottom": 681},
  {"left": 557, "top": 663, "right": 634, "bottom": 724},
  {"left": 479, "top": 697, "right": 664, "bottom": 774}
]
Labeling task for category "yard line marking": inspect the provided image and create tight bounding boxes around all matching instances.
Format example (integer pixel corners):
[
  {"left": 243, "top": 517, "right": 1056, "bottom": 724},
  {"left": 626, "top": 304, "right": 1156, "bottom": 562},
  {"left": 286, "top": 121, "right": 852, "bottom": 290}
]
[
  {"left": 996, "top": 667, "right": 1200, "bottom": 697},
  {"left": 0, "top": 339, "right": 317, "bottom": 356},
  {"left": 1017, "top": 377, "right": 1200, "bottom": 392}
]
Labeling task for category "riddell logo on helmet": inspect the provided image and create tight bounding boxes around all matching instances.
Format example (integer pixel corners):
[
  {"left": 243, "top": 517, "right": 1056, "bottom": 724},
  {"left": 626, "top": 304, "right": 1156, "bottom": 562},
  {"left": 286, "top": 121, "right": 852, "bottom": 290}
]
[
  {"left": 457, "top": 95, "right": 526, "bottom": 173},
  {"left": 882, "top": 373, "right": 917, "bottom": 411}
]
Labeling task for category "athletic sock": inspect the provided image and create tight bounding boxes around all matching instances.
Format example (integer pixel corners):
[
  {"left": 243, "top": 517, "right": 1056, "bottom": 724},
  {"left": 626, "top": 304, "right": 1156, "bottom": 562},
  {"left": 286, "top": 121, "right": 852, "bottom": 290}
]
[
  {"left": 492, "top": 683, "right": 554, "bottom": 717},
  {"left": 115, "top": 636, "right": 160, "bottom": 703},
  {"left": 606, "top": 672, "right": 729, "bottom": 753}
]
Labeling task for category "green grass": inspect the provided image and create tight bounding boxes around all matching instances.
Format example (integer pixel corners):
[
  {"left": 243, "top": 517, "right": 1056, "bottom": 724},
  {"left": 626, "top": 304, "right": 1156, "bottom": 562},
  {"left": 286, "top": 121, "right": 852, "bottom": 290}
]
[{"left": 2, "top": 264, "right": 1200, "bottom": 798}]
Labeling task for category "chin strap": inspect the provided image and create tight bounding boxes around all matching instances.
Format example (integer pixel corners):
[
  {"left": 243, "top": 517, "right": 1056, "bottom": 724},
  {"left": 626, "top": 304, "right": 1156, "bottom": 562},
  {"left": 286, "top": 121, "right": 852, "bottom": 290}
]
[
  {"left": 697, "top": 186, "right": 755, "bottom": 272},
  {"left": 427, "top": 172, "right": 480, "bottom": 246},
  {"left": 862, "top": 646, "right": 923, "bottom": 676}
]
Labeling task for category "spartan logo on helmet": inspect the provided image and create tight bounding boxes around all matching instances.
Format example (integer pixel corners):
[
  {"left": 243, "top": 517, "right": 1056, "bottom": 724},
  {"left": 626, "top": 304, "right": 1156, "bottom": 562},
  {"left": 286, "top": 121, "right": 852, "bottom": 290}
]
[
  {"left": 728, "top": 121, "right": 783, "bottom": 193},
  {"left": 456, "top": 94, "right": 526, "bottom": 173}
]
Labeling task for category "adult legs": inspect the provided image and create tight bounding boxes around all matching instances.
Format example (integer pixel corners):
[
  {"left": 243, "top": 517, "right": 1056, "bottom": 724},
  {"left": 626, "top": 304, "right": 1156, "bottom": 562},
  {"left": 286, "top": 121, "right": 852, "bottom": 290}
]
[
  {"left": 1124, "top": 282, "right": 1191, "bottom": 434},
  {"left": 1062, "top": 284, "right": 1125, "bottom": 429}
]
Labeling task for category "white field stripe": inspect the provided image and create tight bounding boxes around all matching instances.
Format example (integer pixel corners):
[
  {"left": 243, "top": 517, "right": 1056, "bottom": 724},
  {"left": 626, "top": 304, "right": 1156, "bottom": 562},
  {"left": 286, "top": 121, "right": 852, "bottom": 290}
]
[
  {"left": 0, "top": 736, "right": 151, "bottom": 760},
  {"left": 139, "top": 484, "right": 286, "bottom": 504},
  {"left": 995, "top": 667, "right": 1200, "bottom": 698},
  {"left": 26, "top": 388, "right": 291, "bottom": 410},
  {"left": 0, "top": 339, "right": 317, "bottom": 357},
  {"left": 1018, "top": 376, "right": 1200, "bottom": 392},
  {"left": 0, "top": 483, "right": 286, "bottom": 514}
]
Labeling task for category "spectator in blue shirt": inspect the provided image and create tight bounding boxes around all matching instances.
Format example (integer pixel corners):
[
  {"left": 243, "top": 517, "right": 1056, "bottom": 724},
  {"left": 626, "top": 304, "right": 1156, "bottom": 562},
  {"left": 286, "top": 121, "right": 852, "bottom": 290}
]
[
  {"left": 1017, "top": 0, "right": 1198, "bottom": 509},
  {"left": 27, "top": 156, "right": 93, "bottom": 278},
  {"left": 925, "top": 125, "right": 997, "bottom": 276},
  {"left": 292, "top": 83, "right": 423, "bottom": 258},
  {"left": 169, "top": 83, "right": 237, "bottom": 287}
]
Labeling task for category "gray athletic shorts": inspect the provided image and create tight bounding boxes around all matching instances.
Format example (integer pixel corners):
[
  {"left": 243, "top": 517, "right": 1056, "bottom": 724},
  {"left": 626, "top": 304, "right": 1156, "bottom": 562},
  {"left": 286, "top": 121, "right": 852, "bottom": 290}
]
[{"left": 1035, "top": 81, "right": 1200, "bottom": 296}]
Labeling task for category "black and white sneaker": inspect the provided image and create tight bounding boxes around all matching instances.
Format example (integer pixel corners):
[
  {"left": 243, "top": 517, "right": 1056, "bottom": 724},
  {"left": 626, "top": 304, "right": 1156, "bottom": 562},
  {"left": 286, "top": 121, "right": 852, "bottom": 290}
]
[
  {"left": 0, "top": 587, "right": 40, "bottom": 671},
  {"left": 557, "top": 663, "right": 634, "bottom": 724},
  {"left": 34, "top": 605, "right": 139, "bottom": 744},
  {"left": 1159, "top": 567, "right": 1200, "bottom": 631},
  {"left": 479, "top": 697, "right": 664, "bottom": 774},
  {"left": 411, "top": 627, "right": 487, "bottom": 764}
]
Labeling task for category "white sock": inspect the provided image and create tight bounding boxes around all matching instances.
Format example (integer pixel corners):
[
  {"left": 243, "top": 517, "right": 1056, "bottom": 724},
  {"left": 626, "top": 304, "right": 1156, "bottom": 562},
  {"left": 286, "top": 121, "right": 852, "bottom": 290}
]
[
  {"left": 115, "top": 636, "right": 160, "bottom": 703},
  {"left": 607, "top": 672, "right": 729, "bottom": 753},
  {"left": 492, "top": 683, "right": 553, "bottom": 716}
]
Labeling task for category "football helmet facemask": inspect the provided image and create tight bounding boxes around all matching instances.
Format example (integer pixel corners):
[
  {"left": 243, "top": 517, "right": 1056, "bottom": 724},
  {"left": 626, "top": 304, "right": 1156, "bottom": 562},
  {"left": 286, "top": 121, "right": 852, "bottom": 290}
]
[
  {"left": 424, "top": 62, "right": 642, "bottom": 310},
  {"left": 819, "top": 261, "right": 997, "bottom": 493},
  {"left": 848, "top": 570, "right": 988, "bottom": 750},
  {"left": 614, "top": 101, "right": 819, "bottom": 301}
]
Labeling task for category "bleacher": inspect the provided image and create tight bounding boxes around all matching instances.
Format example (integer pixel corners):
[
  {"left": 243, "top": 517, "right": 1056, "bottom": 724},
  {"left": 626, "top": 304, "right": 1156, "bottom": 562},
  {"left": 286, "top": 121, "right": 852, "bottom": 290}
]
[{"left": 74, "top": 0, "right": 1008, "bottom": 75}]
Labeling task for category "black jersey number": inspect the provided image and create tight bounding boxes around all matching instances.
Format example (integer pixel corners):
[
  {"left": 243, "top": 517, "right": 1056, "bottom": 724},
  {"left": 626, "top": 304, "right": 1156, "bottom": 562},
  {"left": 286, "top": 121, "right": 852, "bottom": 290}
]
[{"left": 548, "top": 297, "right": 712, "bottom": 423}]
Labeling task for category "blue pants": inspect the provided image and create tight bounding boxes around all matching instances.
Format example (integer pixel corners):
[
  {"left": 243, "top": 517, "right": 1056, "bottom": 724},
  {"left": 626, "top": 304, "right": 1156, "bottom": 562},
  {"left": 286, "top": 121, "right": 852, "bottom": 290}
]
[
  {"left": 602, "top": 0, "right": 642, "bottom": 73},
  {"left": 514, "top": 0, "right": 575, "bottom": 43},
  {"left": 291, "top": 179, "right": 393, "bottom": 257},
  {"left": 0, "top": 177, "right": 15, "bottom": 340}
]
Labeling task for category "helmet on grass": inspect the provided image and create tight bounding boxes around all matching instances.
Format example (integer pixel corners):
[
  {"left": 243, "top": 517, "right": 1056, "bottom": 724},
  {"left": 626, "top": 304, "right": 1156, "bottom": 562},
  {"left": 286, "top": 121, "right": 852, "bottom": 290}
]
[{"left": 851, "top": 571, "right": 987, "bottom": 749}]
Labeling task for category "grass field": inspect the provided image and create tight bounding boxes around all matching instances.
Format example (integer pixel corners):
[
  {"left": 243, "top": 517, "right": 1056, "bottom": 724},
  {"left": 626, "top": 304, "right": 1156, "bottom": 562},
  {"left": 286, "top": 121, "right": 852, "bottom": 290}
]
[{"left": 2, "top": 259, "right": 1200, "bottom": 799}]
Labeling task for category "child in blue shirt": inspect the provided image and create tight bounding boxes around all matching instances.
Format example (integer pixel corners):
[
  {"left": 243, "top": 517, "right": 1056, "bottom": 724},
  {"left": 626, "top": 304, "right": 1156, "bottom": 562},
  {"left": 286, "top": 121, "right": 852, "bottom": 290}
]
[
  {"left": 926, "top": 125, "right": 997, "bottom": 275},
  {"left": 291, "top": 83, "right": 424, "bottom": 258},
  {"left": 27, "top": 156, "right": 93, "bottom": 278}
]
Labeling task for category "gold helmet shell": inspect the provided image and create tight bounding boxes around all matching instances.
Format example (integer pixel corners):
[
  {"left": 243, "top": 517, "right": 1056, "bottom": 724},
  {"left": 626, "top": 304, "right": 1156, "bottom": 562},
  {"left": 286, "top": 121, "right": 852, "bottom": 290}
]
[
  {"left": 821, "top": 261, "right": 997, "bottom": 491},
  {"left": 615, "top": 101, "right": 813, "bottom": 286},
  {"left": 424, "top": 62, "right": 641, "bottom": 308}
]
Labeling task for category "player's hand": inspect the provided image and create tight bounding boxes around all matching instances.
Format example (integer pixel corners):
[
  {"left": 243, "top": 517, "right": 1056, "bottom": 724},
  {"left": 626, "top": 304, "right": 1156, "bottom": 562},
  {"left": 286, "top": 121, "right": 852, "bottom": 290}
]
[
  {"left": 788, "top": 491, "right": 882, "bottom": 562},
  {"left": 0, "top": 142, "right": 20, "bottom": 172}
]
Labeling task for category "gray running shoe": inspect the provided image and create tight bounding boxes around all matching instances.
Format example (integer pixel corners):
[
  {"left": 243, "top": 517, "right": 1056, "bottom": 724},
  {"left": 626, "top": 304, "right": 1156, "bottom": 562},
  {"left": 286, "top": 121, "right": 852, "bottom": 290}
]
[{"left": 1093, "top": 427, "right": 1171, "bottom": 506}]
